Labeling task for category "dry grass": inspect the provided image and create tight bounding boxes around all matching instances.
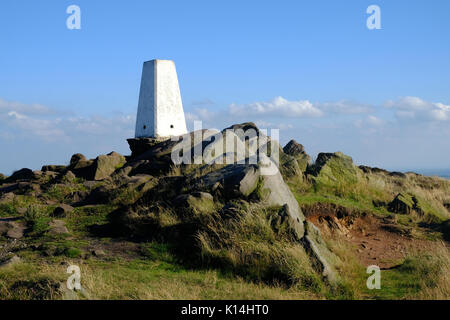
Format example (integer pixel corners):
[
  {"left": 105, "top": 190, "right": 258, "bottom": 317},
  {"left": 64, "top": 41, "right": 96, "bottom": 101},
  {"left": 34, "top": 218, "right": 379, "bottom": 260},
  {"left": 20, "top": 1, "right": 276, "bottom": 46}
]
[
  {"left": 78, "top": 263, "right": 320, "bottom": 300},
  {"left": 196, "top": 205, "right": 322, "bottom": 290},
  {"left": 405, "top": 241, "right": 450, "bottom": 299},
  {"left": 0, "top": 257, "right": 320, "bottom": 300}
]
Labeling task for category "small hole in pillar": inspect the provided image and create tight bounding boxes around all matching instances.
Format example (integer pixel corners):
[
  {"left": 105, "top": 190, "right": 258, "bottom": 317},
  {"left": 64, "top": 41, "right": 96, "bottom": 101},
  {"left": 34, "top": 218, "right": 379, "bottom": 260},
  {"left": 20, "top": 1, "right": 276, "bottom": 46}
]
[
  {"left": 143, "top": 125, "right": 146, "bottom": 130},
  {"left": 170, "top": 125, "right": 174, "bottom": 129}
]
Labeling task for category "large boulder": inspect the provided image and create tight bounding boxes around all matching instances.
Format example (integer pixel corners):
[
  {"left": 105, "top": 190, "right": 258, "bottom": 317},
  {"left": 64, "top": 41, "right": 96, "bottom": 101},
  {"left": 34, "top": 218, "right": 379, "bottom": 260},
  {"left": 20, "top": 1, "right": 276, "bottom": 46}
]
[
  {"left": 307, "top": 152, "right": 362, "bottom": 187},
  {"left": 258, "top": 157, "right": 305, "bottom": 237},
  {"left": 388, "top": 193, "right": 425, "bottom": 216},
  {"left": 195, "top": 164, "right": 260, "bottom": 198},
  {"left": 68, "top": 152, "right": 125, "bottom": 180},
  {"left": 127, "top": 138, "right": 165, "bottom": 158},
  {"left": 302, "top": 221, "right": 339, "bottom": 283},
  {"left": 70, "top": 153, "right": 87, "bottom": 166},
  {"left": 280, "top": 155, "right": 302, "bottom": 179},
  {"left": 3, "top": 168, "right": 34, "bottom": 183},
  {"left": 70, "top": 159, "right": 95, "bottom": 180},
  {"left": 93, "top": 152, "right": 126, "bottom": 180},
  {"left": 60, "top": 170, "right": 76, "bottom": 183},
  {"left": 283, "top": 140, "right": 311, "bottom": 173},
  {"left": 283, "top": 139, "right": 306, "bottom": 156}
]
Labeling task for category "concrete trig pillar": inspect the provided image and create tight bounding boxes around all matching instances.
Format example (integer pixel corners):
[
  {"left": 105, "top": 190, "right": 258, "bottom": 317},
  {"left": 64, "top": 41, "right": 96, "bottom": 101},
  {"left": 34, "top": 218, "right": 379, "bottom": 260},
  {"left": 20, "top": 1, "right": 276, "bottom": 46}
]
[{"left": 135, "top": 59, "right": 188, "bottom": 139}]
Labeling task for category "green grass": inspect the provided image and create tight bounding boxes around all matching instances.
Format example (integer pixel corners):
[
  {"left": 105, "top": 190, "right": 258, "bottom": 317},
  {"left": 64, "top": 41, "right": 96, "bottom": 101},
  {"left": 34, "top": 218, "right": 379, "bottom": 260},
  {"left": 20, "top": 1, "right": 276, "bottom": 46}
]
[
  {"left": 65, "top": 205, "right": 116, "bottom": 236},
  {"left": 0, "top": 245, "right": 320, "bottom": 300},
  {"left": 43, "top": 183, "right": 88, "bottom": 203},
  {"left": 0, "top": 203, "right": 17, "bottom": 217}
]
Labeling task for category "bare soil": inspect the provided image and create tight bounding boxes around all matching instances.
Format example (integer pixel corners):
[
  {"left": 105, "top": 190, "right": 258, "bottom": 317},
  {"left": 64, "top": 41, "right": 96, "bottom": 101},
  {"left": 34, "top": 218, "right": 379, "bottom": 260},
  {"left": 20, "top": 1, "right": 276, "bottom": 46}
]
[{"left": 303, "top": 203, "right": 434, "bottom": 269}]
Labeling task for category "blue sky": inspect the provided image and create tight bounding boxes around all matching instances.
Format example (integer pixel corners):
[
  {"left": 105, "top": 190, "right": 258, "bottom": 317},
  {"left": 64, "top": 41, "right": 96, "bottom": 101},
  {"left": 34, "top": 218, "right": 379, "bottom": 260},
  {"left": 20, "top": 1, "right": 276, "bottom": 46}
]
[{"left": 1, "top": 0, "right": 449, "bottom": 175}]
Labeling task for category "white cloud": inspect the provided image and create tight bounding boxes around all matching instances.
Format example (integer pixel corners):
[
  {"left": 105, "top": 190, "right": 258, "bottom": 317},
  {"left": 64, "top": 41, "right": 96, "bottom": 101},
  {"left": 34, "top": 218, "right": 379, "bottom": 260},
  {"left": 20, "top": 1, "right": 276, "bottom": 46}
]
[
  {"left": 254, "top": 120, "right": 293, "bottom": 130},
  {"left": 384, "top": 96, "right": 450, "bottom": 122},
  {"left": 0, "top": 99, "right": 135, "bottom": 143},
  {"left": 228, "top": 96, "right": 373, "bottom": 119},
  {"left": 0, "top": 98, "right": 65, "bottom": 116},
  {"left": 353, "top": 115, "right": 385, "bottom": 134},
  {"left": 317, "top": 100, "right": 373, "bottom": 114},
  {"left": 367, "top": 115, "right": 385, "bottom": 126},
  {"left": 229, "top": 96, "right": 324, "bottom": 118}
]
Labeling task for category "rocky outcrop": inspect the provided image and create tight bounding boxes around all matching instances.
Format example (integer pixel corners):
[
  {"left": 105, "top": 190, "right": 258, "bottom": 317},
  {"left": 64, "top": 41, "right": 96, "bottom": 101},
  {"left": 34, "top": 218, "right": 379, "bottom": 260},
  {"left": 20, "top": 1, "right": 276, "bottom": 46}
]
[
  {"left": 109, "top": 123, "right": 339, "bottom": 284},
  {"left": 1, "top": 122, "right": 345, "bottom": 287},
  {"left": 93, "top": 152, "right": 126, "bottom": 180},
  {"left": 3, "top": 168, "right": 35, "bottom": 183},
  {"left": 388, "top": 193, "right": 424, "bottom": 216},
  {"left": 283, "top": 140, "right": 311, "bottom": 173},
  {"left": 68, "top": 152, "right": 125, "bottom": 181},
  {"left": 70, "top": 153, "right": 87, "bottom": 165},
  {"left": 195, "top": 164, "right": 260, "bottom": 198},
  {"left": 307, "top": 151, "right": 362, "bottom": 186},
  {"left": 283, "top": 139, "right": 305, "bottom": 156},
  {"left": 69, "top": 155, "right": 95, "bottom": 180},
  {"left": 127, "top": 138, "right": 166, "bottom": 158},
  {"left": 303, "top": 221, "right": 339, "bottom": 283},
  {"left": 259, "top": 160, "right": 305, "bottom": 237}
]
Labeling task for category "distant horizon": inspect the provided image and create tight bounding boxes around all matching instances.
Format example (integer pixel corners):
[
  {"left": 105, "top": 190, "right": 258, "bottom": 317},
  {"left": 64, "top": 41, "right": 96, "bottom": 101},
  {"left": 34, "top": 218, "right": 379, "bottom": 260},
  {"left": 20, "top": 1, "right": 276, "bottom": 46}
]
[{"left": 1, "top": 141, "right": 449, "bottom": 179}]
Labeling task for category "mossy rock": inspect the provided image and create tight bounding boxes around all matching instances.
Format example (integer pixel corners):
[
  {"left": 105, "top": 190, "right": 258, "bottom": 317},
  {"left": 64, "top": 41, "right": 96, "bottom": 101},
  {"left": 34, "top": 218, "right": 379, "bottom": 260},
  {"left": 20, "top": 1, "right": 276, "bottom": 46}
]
[
  {"left": 307, "top": 152, "right": 362, "bottom": 189},
  {"left": 280, "top": 155, "right": 301, "bottom": 179},
  {"left": 388, "top": 193, "right": 415, "bottom": 214}
]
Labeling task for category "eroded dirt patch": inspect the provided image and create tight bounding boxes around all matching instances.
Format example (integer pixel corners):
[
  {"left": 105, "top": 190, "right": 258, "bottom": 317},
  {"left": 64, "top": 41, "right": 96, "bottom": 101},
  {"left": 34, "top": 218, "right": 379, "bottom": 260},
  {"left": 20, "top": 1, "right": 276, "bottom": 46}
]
[{"left": 302, "top": 203, "right": 432, "bottom": 269}]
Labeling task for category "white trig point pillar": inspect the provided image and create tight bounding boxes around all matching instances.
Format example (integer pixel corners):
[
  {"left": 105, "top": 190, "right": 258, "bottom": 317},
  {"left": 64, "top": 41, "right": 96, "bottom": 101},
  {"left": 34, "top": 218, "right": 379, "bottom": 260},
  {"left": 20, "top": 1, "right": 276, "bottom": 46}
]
[{"left": 135, "top": 59, "right": 188, "bottom": 139}]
